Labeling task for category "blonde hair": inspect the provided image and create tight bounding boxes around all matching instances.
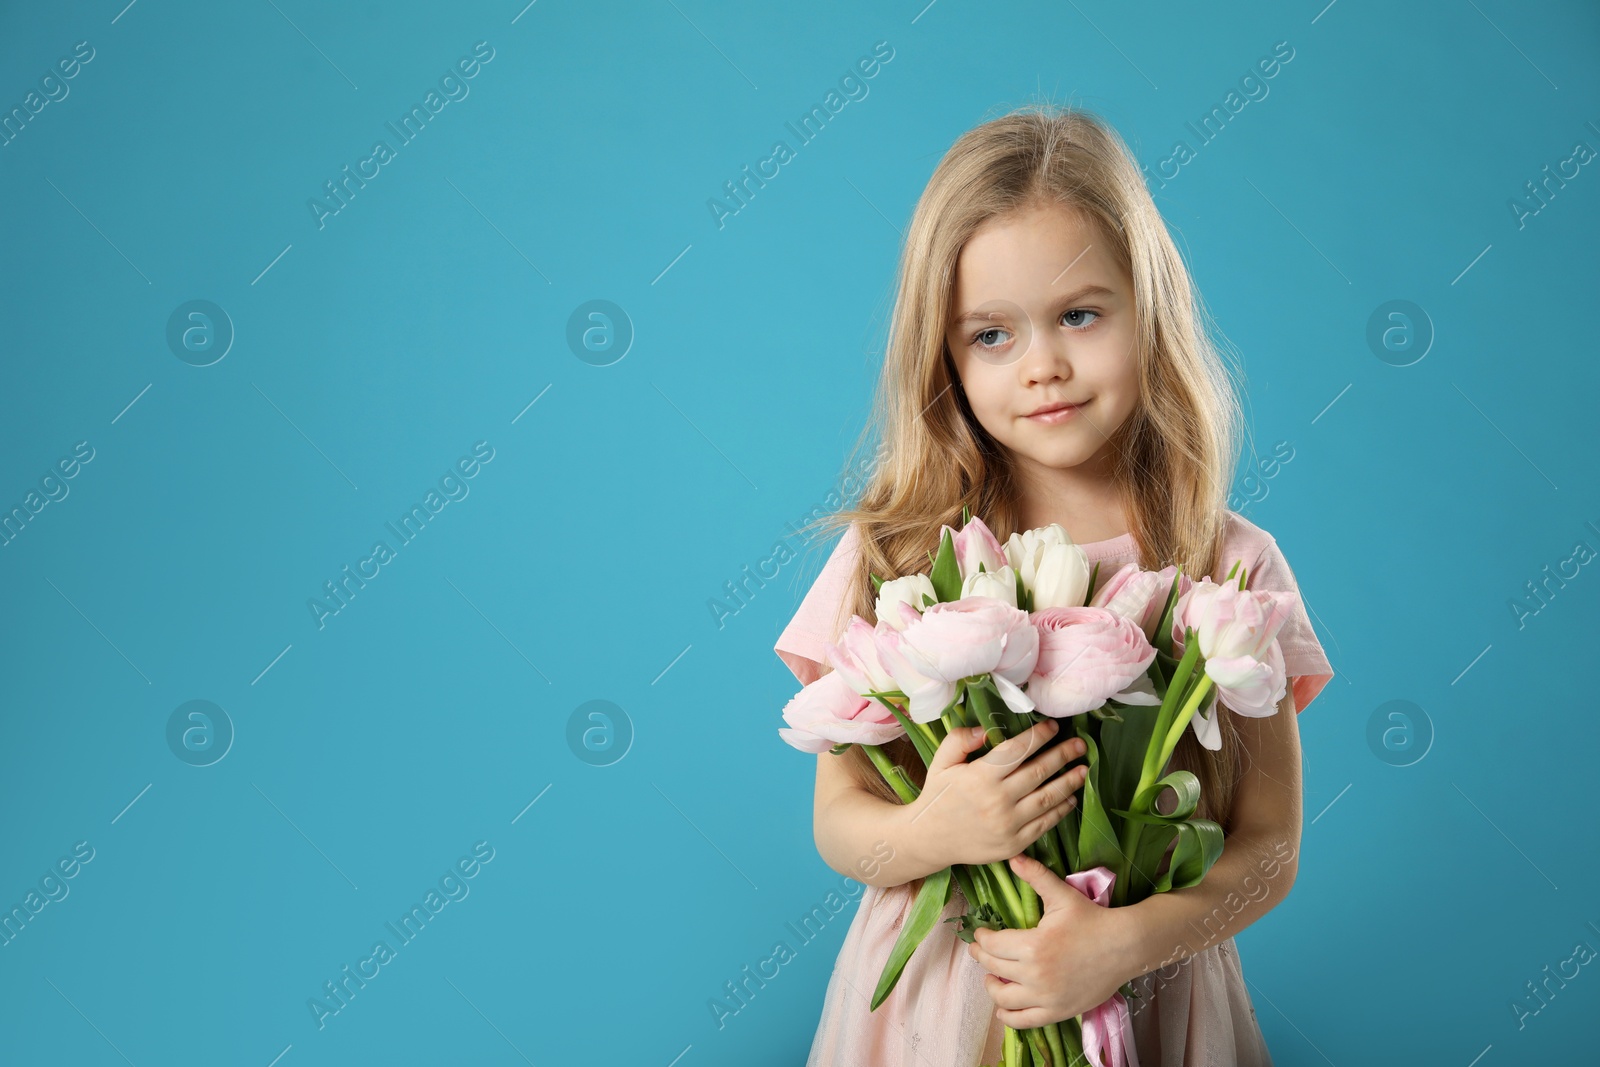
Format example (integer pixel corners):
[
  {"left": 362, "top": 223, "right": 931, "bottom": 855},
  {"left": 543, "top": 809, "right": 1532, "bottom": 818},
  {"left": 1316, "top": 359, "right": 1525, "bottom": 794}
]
[{"left": 799, "top": 104, "right": 1260, "bottom": 853}]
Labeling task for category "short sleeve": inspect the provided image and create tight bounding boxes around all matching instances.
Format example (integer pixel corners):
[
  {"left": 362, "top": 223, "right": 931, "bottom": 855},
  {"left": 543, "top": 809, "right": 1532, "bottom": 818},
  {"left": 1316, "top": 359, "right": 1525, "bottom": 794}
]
[
  {"left": 1247, "top": 537, "right": 1335, "bottom": 714},
  {"left": 773, "top": 522, "right": 864, "bottom": 686}
]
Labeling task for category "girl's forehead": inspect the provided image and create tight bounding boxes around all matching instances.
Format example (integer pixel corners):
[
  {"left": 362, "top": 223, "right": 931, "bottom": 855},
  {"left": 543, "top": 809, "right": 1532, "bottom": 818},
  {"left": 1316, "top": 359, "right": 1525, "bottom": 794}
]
[
  {"left": 956, "top": 207, "right": 1115, "bottom": 280},
  {"left": 950, "top": 229, "right": 1125, "bottom": 315}
]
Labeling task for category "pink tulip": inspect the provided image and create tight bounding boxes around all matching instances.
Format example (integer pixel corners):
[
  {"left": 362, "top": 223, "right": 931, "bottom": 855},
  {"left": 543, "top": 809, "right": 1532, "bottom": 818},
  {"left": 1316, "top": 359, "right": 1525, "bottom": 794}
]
[
  {"left": 892, "top": 596, "right": 1041, "bottom": 721},
  {"left": 825, "top": 616, "right": 899, "bottom": 697},
  {"left": 873, "top": 624, "right": 960, "bottom": 724},
  {"left": 1090, "top": 563, "right": 1186, "bottom": 640},
  {"left": 777, "top": 670, "right": 904, "bottom": 753},
  {"left": 953, "top": 515, "right": 1008, "bottom": 581},
  {"left": 1171, "top": 580, "right": 1298, "bottom": 717},
  {"left": 1027, "top": 607, "right": 1161, "bottom": 718}
]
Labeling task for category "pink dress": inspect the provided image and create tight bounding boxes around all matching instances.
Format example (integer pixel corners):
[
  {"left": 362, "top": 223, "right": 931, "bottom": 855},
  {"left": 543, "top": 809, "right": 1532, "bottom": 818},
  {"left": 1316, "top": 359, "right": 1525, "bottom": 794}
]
[{"left": 774, "top": 512, "right": 1335, "bottom": 1067}]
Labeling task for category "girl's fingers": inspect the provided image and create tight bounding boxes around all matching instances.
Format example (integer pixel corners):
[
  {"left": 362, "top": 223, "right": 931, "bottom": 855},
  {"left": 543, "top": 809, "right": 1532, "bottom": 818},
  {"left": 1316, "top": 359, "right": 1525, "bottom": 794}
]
[
  {"left": 1013, "top": 764, "right": 1087, "bottom": 819},
  {"left": 979, "top": 719, "right": 1059, "bottom": 773},
  {"left": 1001, "top": 732, "right": 1085, "bottom": 798},
  {"left": 926, "top": 725, "right": 989, "bottom": 775},
  {"left": 981, "top": 971, "right": 1037, "bottom": 1011},
  {"left": 994, "top": 1005, "right": 1053, "bottom": 1031},
  {"left": 1021, "top": 794, "right": 1077, "bottom": 841}
]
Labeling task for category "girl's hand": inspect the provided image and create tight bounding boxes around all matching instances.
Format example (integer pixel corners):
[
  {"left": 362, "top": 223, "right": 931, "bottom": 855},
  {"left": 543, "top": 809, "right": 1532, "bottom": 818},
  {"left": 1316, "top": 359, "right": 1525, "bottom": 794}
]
[
  {"left": 966, "top": 853, "right": 1135, "bottom": 1028},
  {"left": 905, "top": 719, "right": 1087, "bottom": 869}
]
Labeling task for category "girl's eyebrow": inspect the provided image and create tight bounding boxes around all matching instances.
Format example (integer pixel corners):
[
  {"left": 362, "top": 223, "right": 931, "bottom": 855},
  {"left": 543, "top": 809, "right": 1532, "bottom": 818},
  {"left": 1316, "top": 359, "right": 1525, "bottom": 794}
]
[{"left": 951, "top": 284, "right": 1116, "bottom": 326}]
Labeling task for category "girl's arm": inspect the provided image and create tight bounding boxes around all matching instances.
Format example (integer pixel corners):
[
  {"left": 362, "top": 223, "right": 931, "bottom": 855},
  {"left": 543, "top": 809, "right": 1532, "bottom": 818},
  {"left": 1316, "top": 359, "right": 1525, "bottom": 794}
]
[
  {"left": 1110, "top": 685, "right": 1304, "bottom": 977},
  {"left": 813, "top": 751, "right": 949, "bottom": 889}
]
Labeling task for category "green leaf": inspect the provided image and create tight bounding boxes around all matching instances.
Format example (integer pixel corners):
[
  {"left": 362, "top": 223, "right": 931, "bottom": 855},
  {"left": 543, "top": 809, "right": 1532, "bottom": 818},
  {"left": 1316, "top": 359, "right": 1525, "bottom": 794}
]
[
  {"left": 1110, "top": 770, "right": 1203, "bottom": 825},
  {"left": 1055, "top": 803, "right": 1081, "bottom": 871},
  {"left": 930, "top": 527, "right": 962, "bottom": 602},
  {"left": 871, "top": 865, "right": 954, "bottom": 1009},
  {"left": 1072, "top": 725, "right": 1123, "bottom": 873},
  {"left": 946, "top": 898, "right": 1007, "bottom": 943},
  {"left": 877, "top": 698, "right": 936, "bottom": 767},
  {"left": 1152, "top": 565, "right": 1186, "bottom": 658},
  {"left": 1155, "top": 820, "right": 1224, "bottom": 892},
  {"left": 1095, "top": 702, "right": 1165, "bottom": 816},
  {"left": 1126, "top": 823, "right": 1176, "bottom": 901}
]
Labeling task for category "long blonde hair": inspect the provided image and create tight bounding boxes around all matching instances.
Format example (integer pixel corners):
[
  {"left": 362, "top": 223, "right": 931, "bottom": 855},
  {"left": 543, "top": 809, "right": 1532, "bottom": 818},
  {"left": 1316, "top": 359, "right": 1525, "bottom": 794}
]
[{"left": 799, "top": 104, "right": 1263, "bottom": 848}]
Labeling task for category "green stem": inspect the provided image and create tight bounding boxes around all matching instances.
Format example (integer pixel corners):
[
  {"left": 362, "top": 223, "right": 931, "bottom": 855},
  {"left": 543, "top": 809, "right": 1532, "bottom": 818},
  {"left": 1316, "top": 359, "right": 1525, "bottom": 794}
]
[
  {"left": 1043, "top": 1021, "right": 1068, "bottom": 1067},
  {"left": 1004, "top": 1025, "right": 1025, "bottom": 1067},
  {"left": 1061, "top": 1016, "right": 1086, "bottom": 1064},
  {"left": 1024, "top": 1025, "right": 1053, "bottom": 1066},
  {"left": 1112, "top": 818, "right": 1140, "bottom": 910},
  {"left": 1137, "top": 637, "right": 1201, "bottom": 794},
  {"left": 985, "top": 861, "right": 1028, "bottom": 928},
  {"left": 1151, "top": 674, "right": 1216, "bottom": 783},
  {"left": 968, "top": 679, "right": 1009, "bottom": 747},
  {"left": 952, "top": 863, "right": 982, "bottom": 910},
  {"left": 861, "top": 744, "right": 919, "bottom": 804}
]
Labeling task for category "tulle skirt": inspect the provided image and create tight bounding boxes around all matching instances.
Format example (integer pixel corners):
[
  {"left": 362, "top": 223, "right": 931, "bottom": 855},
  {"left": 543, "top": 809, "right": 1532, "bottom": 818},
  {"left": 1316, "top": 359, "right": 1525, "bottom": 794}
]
[{"left": 804, "top": 879, "right": 1273, "bottom": 1067}]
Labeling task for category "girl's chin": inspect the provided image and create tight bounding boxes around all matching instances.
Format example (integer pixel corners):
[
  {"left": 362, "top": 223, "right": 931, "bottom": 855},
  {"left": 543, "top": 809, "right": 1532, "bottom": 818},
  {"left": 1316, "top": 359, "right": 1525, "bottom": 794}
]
[{"left": 1015, "top": 444, "right": 1095, "bottom": 469}]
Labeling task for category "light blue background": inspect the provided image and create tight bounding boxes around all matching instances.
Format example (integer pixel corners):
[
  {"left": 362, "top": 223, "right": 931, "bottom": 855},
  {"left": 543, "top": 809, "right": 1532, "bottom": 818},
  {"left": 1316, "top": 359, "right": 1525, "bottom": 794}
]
[{"left": 2, "top": 0, "right": 1596, "bottom": 1064}]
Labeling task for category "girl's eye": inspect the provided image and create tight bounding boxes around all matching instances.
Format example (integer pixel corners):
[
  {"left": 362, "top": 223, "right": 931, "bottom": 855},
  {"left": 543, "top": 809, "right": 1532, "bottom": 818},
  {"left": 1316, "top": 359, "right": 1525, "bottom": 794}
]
[
  {"left": 973, "top": 327, "right": 1012, "bottom": 349},
  {"left": 1063, "top": 308, "right": 1099, "bottom": 329}
]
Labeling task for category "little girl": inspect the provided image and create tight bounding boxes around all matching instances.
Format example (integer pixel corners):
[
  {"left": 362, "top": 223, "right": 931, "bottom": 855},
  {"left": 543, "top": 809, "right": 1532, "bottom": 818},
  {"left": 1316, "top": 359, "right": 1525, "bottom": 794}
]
[{"left": 774, "top": 106, "right": 1334, "bottom": 1067}]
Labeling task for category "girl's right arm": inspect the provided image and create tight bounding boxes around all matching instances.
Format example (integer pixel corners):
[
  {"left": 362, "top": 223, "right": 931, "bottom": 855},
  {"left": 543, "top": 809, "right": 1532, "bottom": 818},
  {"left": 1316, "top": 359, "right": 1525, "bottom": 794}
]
[{"left": 814, "top": 719, "right": 1088, "bottom": 890}]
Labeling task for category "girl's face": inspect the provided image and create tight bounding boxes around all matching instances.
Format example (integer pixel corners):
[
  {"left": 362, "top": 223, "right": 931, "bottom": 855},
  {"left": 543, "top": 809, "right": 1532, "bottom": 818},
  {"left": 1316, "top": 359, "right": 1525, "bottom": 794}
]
[{"left": 945, "top": 201, "right": 1140, "bottom": 479}]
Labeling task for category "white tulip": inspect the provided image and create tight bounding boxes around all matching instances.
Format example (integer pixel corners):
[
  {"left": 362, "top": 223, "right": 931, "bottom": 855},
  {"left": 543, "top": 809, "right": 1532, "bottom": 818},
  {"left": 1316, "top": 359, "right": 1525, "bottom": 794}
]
[
  {"left": 960, "top": 564, "right": 1018, "bottom": 607},
  {"left": 874, "top": 574, "right": 937, "bottom": 629},
  {"left": 1004, "top": 523, "right": 1072, "bottom": 591},
  {"left": 1031, "top": 542, "right": 1091, "bottom": 610}
]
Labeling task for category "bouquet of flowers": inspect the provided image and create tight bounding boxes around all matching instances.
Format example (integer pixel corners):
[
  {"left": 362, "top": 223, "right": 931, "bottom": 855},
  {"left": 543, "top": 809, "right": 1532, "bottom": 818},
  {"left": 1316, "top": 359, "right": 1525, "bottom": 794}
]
[{"left": 778, "top": 510, "right": 1300, "bottom": 1067}]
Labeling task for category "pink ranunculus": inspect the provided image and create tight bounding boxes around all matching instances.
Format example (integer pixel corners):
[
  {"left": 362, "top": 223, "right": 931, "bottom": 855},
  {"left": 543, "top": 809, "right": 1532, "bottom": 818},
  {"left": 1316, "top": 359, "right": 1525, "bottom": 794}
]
[
  {"left": 893, "top": 596, "right": 1040, "bottom": 720},
  {"left": 954, "top": 515, "right": 1008, "bottom": 581},
  {"left": 1171, "top": 580, "right": 1298, "bottom": 717},
  {"left": 1027, "top": 606, "right": 1161, "bottom": 718},
  {"left": 777, "top": 669, "right": 904, "bottom": 753},
  {"left": 1089, "top": 563, "right": 1182, "bottom": 640}
]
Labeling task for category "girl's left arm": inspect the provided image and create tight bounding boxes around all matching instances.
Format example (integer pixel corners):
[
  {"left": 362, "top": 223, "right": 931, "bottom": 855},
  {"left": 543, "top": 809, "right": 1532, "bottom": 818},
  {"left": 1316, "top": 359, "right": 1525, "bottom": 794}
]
[{"left": 1109, "top": 685, "right": 1303, "bottom": 980}]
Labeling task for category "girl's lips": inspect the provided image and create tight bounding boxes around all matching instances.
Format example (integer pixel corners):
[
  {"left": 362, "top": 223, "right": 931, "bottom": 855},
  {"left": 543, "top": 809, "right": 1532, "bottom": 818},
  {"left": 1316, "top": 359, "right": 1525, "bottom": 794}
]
[{"left": 1025, "top": 402, "right": 1083, "bottom": 425}]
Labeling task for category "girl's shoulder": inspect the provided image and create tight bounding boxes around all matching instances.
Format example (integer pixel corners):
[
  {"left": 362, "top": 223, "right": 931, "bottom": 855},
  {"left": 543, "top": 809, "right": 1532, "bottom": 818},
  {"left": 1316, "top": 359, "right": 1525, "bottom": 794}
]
[
  {"left": 1216, "top": 509, "right": 1336, "bottom": 712},
  {"left": 1214, "top": 508, "right": 1278, "bottom": 581},
  {"left": 773, "top": 521, "right": 863, "bottom": 686}
]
